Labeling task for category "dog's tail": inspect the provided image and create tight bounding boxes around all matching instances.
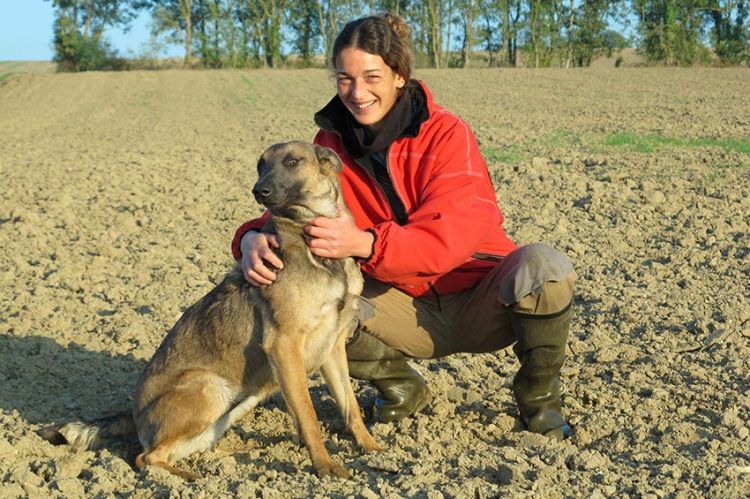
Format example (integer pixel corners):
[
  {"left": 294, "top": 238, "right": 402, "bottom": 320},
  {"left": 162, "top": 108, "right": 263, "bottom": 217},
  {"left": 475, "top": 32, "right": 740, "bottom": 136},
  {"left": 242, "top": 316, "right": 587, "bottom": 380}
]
[{"left": 39, "top": 411, "right": 136, "bottom": 450}]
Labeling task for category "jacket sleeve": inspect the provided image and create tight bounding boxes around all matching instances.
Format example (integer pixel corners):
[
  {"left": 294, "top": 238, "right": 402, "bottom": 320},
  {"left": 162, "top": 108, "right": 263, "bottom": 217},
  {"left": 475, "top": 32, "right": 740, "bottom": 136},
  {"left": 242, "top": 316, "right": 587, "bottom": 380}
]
[
  {"left": 359, "top": 119, "right": 502, "bottom": 283},
  {"left": 230, "top": 211, "right": 271, "bottom": 261}
]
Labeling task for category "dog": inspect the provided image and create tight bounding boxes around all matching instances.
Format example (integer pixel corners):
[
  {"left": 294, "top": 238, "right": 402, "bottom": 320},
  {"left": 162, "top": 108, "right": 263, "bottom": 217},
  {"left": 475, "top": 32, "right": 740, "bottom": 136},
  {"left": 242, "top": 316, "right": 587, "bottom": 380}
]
[{"left": 41, "top": 141, "right": 383, "bottom": 480}]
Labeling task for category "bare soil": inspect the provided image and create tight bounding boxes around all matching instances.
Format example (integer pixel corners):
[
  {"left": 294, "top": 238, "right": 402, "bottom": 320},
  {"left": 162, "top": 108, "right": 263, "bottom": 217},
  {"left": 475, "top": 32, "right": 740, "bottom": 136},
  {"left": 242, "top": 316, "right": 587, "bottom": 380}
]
[{"left": 1, "top": 67, "right": 748, "bottom": 498}]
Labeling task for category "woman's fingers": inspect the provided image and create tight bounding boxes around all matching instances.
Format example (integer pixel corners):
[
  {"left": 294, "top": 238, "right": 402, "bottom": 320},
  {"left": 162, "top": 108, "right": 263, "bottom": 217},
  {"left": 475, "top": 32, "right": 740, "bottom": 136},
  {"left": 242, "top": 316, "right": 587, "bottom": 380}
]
[
  {"left": 261, "top": 246, "right": 284, "bottom": 270},
  {"left": 244, "top": 267, "right": 274, "bottom": 286},
  {"left": 240, "top": 231, "right": 283, "bottom": 285}
]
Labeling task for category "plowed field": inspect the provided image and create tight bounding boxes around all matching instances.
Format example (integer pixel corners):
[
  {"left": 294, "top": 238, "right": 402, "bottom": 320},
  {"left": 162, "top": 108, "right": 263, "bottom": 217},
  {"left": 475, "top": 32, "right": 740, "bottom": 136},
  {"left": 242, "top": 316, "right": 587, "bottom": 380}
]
[{"left": 1, "top": 67, "right": 748, "bottom": 498}]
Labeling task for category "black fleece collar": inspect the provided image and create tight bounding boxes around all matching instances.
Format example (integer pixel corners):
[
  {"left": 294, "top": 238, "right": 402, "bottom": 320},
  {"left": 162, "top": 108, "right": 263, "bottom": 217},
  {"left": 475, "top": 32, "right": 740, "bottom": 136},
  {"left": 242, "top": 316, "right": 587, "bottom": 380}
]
[{"left": 314, "top": 79, "right": 429, "bottom": 159}]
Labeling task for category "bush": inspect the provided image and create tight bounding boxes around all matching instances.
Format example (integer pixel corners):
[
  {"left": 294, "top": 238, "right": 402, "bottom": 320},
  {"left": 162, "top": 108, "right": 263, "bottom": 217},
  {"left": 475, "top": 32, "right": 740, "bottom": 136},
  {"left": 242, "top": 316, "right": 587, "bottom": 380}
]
[{"left": 54, "top": 15, "right": 124, "bottom": 72}]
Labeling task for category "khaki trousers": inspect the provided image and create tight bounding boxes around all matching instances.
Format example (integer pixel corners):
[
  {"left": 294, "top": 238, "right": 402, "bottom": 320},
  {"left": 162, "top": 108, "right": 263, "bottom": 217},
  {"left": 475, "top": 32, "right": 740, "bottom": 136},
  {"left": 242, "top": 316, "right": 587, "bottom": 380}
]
[{"left": 357, "top": 243, "right": 576, "bottom": 359}]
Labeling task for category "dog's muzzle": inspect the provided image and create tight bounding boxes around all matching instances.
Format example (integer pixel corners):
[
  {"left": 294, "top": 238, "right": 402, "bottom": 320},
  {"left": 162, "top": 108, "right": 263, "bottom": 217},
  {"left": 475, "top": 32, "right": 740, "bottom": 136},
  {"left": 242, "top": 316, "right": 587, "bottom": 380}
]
[{"left": 252, "top": 185, "right": 272, "bottom": 204}]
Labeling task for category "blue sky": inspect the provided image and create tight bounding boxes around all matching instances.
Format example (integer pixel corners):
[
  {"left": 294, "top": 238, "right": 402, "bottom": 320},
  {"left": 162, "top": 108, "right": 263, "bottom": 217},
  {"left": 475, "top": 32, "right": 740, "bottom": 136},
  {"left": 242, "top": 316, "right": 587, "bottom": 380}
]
[{"left": 0, "top": 0, "right": 181, "bottom": 61}]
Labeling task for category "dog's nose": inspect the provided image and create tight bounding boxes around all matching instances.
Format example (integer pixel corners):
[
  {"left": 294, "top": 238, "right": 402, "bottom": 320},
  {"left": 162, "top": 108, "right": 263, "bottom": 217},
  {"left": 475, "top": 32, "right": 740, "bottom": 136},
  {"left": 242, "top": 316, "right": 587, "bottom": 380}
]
[{"left": 252, "top": 187, "right": 272, "bottom": 199}]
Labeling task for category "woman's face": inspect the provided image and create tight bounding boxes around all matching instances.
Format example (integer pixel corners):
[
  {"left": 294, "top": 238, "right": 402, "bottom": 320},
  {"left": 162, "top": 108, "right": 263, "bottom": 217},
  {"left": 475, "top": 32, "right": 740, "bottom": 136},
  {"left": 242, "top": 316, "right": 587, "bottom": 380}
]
[{"left": 335, "top": 47, "right": 406, "bottom": 126}]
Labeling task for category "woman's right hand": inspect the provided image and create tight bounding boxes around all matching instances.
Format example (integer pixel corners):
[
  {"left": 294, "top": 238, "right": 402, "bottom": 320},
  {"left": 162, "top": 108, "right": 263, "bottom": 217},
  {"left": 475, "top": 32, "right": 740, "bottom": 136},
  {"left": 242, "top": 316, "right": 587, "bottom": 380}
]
[{"left": 239, "top": 231, "right": 283, "bottom": 286}]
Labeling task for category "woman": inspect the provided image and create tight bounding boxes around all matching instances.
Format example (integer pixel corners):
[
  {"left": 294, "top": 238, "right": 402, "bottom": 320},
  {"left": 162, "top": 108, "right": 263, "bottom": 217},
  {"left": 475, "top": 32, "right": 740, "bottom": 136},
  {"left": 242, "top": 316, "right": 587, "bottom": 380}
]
[{"left": 231, "top": 14, "right": 575, "bottom": 440}]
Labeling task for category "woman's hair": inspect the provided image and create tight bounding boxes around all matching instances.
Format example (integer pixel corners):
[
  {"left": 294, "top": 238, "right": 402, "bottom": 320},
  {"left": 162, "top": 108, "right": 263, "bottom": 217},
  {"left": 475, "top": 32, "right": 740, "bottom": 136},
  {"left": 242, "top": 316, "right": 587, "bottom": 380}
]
[{"left": 332, "top": 13, "right": 413, "bottom": 81}]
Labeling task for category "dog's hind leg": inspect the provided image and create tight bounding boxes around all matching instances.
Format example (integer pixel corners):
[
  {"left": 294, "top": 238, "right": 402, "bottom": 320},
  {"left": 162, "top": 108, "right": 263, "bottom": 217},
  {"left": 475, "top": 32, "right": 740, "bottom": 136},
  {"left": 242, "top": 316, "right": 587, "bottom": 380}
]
[
  {"left": 135, "top": 443, "right": 201, "bottom": 481},
  {"left": 134, "top": 370, "right": 238, "bottom": 480},
  {"left": 264, "top": 332, "right": 350, "bottom": 479},
  {"left": 214, "top": 391, "right": 269, "bottom": 454},
  {"left": 321, "top": 334, "right": 385, "bottom": 453}
]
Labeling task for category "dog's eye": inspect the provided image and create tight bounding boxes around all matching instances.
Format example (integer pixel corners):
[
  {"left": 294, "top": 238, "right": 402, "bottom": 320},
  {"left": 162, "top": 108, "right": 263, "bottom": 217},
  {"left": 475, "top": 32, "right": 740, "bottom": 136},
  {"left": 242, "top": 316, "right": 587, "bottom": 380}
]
[{"left": 285, "top": 158, "right": 299, "bottom": 168}]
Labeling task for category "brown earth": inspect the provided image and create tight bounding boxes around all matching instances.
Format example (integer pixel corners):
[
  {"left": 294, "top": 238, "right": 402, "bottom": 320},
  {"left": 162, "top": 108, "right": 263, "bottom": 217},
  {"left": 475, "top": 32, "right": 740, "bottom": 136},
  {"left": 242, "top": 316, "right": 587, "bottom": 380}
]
[{"left": 0, "top": 67, "right": 748, "bottom": 498}]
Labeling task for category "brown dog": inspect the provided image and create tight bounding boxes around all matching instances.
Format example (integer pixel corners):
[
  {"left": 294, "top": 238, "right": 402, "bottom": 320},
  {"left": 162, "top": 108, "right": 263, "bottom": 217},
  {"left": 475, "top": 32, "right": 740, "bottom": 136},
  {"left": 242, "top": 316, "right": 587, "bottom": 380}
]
[{"left": 41, "top": 141, "right": 383, "bottom": 479}]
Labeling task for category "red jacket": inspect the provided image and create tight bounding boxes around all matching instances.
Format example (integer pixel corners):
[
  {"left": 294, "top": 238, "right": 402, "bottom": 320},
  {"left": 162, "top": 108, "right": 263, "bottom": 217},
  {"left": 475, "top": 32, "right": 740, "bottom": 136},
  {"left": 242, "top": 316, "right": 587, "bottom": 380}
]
[{"left": 232, "top": 81, "right": 516, "bottom": 297}]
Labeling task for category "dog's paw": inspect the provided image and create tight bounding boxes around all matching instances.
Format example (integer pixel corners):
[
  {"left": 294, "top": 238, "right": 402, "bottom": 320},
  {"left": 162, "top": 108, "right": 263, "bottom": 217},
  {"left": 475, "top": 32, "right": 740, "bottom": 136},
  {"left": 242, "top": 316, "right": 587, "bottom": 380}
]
[
  {"left": 357, "top": 435, "right": 386, "bottom": 453},
  {"left": 314, "top": 458, "right": 351, "bottom": 479}
]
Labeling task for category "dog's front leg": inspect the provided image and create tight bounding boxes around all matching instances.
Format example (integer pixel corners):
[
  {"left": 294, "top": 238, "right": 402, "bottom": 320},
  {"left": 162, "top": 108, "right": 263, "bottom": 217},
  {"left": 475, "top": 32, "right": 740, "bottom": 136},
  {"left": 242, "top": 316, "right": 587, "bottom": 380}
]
[
  {"left": 321, "top": 333, "right": 385, "bottom": 453},
  {"left": 263, "top": 331, "right": 350, "bottom": 479}
]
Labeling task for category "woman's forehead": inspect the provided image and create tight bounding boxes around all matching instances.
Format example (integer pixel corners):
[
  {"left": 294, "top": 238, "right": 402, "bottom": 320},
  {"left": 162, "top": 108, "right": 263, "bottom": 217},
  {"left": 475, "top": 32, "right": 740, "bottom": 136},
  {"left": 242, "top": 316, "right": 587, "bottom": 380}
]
[{"left": 335, "top": 47, "right": 389, "bottom": 73}]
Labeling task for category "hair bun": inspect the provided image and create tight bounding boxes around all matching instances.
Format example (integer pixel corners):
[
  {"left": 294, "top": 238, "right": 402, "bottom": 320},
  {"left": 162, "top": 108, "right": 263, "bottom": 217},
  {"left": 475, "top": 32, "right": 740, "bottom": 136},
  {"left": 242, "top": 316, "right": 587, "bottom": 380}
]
[{"left": 382, "top": 13, "right": 410, "bottom": 42}]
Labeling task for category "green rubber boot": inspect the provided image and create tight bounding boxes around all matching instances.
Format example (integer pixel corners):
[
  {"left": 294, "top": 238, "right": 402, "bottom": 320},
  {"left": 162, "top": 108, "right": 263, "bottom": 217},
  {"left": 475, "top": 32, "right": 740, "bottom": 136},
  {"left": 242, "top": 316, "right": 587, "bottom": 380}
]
[
  {"left": 511, "top": 302, "right": 572, "bottom": 440},
  {"left": 346, "top": 329, "right": 432, "bottom": 423}
]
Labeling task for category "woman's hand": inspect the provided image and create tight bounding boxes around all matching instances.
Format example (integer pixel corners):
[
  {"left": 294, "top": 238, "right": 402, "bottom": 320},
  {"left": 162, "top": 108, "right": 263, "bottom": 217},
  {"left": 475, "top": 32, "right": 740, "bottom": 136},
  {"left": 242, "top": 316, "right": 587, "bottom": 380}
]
[
  {"left": 240, "top": 231, "right": 283, "bottom": 286},
  {"left": 305, "top": 208, "right": 374, "bottom": 260}
]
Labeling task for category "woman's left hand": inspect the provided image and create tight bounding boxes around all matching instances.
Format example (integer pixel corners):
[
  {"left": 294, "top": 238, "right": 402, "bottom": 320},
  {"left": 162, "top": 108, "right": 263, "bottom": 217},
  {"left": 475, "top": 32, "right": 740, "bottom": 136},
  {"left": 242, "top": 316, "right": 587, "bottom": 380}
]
[{"left": 305, "top": 208, "right": 374, "bottom": 259}]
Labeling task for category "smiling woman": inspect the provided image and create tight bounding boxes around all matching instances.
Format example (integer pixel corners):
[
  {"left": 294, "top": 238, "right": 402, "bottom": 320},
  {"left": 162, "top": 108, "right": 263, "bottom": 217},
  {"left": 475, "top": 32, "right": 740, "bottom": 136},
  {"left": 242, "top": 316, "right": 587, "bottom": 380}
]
[
  {"left": 335, "top": 48, "right": 405, "bottom": 126},
  {"left": 331, "top": 17, "right": 411, "bottom": 126},
  {"left": 231, "top": 13, "right": 577, "bottom": 440}
]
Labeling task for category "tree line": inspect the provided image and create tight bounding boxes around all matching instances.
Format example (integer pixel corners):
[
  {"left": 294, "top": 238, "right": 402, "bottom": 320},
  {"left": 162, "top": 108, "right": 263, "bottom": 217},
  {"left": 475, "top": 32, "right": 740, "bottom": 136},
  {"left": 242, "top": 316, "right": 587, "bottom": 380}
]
[{"left": 47, "top": 0, "right": 749, "bottom": 71}]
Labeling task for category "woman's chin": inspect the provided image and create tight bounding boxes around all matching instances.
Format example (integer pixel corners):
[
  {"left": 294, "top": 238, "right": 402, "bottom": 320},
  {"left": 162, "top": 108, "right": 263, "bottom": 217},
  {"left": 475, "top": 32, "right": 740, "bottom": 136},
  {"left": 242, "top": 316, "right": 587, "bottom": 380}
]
[{"left": 348, "top": 108, "right": 383, "bottom": 126}]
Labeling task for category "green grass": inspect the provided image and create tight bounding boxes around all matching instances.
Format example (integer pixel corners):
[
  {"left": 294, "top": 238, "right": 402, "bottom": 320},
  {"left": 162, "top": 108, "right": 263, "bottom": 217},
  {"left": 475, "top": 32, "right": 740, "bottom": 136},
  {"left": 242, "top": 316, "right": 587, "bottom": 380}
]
[
  {"left": 0, "top": 72, "right": 14, "bottom": 85},
  {"left": 540, "top": 128, "right": 583, "bottom": 147},
  {"left": 481, "top": 146, "right": 523, "bottom": 165},
  {"left": 686, "top": 137, "right": 750, "bottom": 154},
  {"left": 603, "top": 132, "right": 750, "bottom": 155},
  {"left": 481, "top": 130, "right": 749, "bottom": 168}
]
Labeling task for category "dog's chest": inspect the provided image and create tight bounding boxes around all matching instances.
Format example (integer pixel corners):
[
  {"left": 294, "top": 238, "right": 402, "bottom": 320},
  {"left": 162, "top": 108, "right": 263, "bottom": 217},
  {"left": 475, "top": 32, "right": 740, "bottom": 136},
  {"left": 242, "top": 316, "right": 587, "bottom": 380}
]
[{"left": 262, "top": 238, "right": 358, "bottom": 370}]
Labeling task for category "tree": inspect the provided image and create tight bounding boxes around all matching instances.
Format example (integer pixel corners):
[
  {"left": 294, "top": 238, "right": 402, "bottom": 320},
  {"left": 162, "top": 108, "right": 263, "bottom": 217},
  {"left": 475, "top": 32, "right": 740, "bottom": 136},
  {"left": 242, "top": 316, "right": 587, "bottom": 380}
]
[
  {"left": 633, "top": 0, "right": 710, "bottom": 65},
  {"left": 287, "top": 0, "right": 321, "bottom": 65},
  {"left": 457, "top": 0, "right": 479, "bottom": 67},
  {"left": 573, "top": 0, "right": 612, "bottom": 66},
  {"left": 499, "top": 0, "right": 523, "bottom": 66},
  {"left": 477, "top": 0, "right": 501, "bottom": 66},
  {"left": 47, "top": 0, "right": 141, "bottom": 70},
  {"left": 525, "top": 0, "right": 567, "bottom": 67},
  {"left": 423, "top": 0, "right": 448, "bottom": 67},
  {"left": 255, "top": 0, "right": 286, "bottom": 67},
  {"left": 146, "top": 0, "right": 196, "bottom": 65},
  {"left": 706, "top": 0, "right": 750, "bottom": 64}
]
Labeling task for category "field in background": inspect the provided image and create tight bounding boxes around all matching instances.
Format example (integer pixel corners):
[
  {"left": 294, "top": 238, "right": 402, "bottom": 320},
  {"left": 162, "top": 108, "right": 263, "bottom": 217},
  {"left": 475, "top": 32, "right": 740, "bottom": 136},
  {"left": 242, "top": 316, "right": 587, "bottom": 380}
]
[{"left": 0, "top": 67, "right": 748, "bottom": 497}]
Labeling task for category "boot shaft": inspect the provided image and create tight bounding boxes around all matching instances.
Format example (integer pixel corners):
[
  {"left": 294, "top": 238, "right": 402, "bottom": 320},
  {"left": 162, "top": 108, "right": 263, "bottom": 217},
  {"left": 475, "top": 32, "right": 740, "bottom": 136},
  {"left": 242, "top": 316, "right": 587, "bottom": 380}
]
[{"left": 511, "top": 302, "right": 572, "bottom": 439}]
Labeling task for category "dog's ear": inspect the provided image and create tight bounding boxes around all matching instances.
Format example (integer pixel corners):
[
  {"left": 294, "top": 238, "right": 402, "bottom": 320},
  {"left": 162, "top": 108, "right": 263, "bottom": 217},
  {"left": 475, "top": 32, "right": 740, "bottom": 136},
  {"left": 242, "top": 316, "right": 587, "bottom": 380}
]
[{"left": 315, "top": 145, "right": 343, "bottom": 174}]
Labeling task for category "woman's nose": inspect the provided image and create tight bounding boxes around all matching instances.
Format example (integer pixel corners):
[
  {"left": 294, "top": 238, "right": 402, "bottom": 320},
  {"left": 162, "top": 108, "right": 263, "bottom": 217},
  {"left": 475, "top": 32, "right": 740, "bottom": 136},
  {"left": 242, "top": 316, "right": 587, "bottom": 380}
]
[{"left": 350, "top": 79, "right": 366, "bottom": 99}]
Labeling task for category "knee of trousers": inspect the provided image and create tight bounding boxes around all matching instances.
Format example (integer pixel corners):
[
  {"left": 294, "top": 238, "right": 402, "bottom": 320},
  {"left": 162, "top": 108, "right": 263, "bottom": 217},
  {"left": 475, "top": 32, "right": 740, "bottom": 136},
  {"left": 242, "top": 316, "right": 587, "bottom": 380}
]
[{"left": 496, "top": 243, "right": 576, "bottom": 315}]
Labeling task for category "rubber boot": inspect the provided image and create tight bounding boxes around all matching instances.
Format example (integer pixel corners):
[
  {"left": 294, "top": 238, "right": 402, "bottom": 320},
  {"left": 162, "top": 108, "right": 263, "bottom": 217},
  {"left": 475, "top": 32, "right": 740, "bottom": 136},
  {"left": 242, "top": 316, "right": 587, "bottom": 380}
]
[
  {"left": 511, "top": 302, "right": 572, "bottom": 440},
  {"left": 346, "top": 328, "right": 432, "bottom": 423}
]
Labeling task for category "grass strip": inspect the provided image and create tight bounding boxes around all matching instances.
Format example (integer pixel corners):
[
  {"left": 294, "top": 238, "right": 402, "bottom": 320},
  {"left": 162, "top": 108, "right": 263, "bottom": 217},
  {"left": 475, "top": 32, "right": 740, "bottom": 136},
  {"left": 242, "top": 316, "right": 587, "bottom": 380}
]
[
  {"left": 481, "top": 146, "right": 523, "bottom": 165},
  {"left": 603, "top": 132, "right": 750, "bottom": 154}
]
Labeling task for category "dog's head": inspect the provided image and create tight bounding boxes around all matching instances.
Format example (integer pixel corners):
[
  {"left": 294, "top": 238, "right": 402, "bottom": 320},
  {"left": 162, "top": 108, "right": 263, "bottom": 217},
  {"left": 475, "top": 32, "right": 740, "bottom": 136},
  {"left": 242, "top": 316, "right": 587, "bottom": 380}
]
[{"left": 253, "top": 141, "right": 343, "bottom": 221}]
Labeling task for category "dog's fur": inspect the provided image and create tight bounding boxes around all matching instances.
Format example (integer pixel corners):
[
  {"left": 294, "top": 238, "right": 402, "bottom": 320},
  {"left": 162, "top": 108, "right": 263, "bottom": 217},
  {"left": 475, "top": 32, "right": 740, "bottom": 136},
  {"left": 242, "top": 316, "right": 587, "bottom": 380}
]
[{"left": 41, "top": 141, "right": 383, "bottom": 479}]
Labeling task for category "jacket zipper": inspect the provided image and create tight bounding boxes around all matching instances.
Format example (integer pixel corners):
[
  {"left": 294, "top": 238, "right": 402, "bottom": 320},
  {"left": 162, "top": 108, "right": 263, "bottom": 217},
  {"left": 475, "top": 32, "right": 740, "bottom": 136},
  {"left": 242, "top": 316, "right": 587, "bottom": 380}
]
[{"left": 384, "top": 144, "right": 409, "bottom": 223}]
